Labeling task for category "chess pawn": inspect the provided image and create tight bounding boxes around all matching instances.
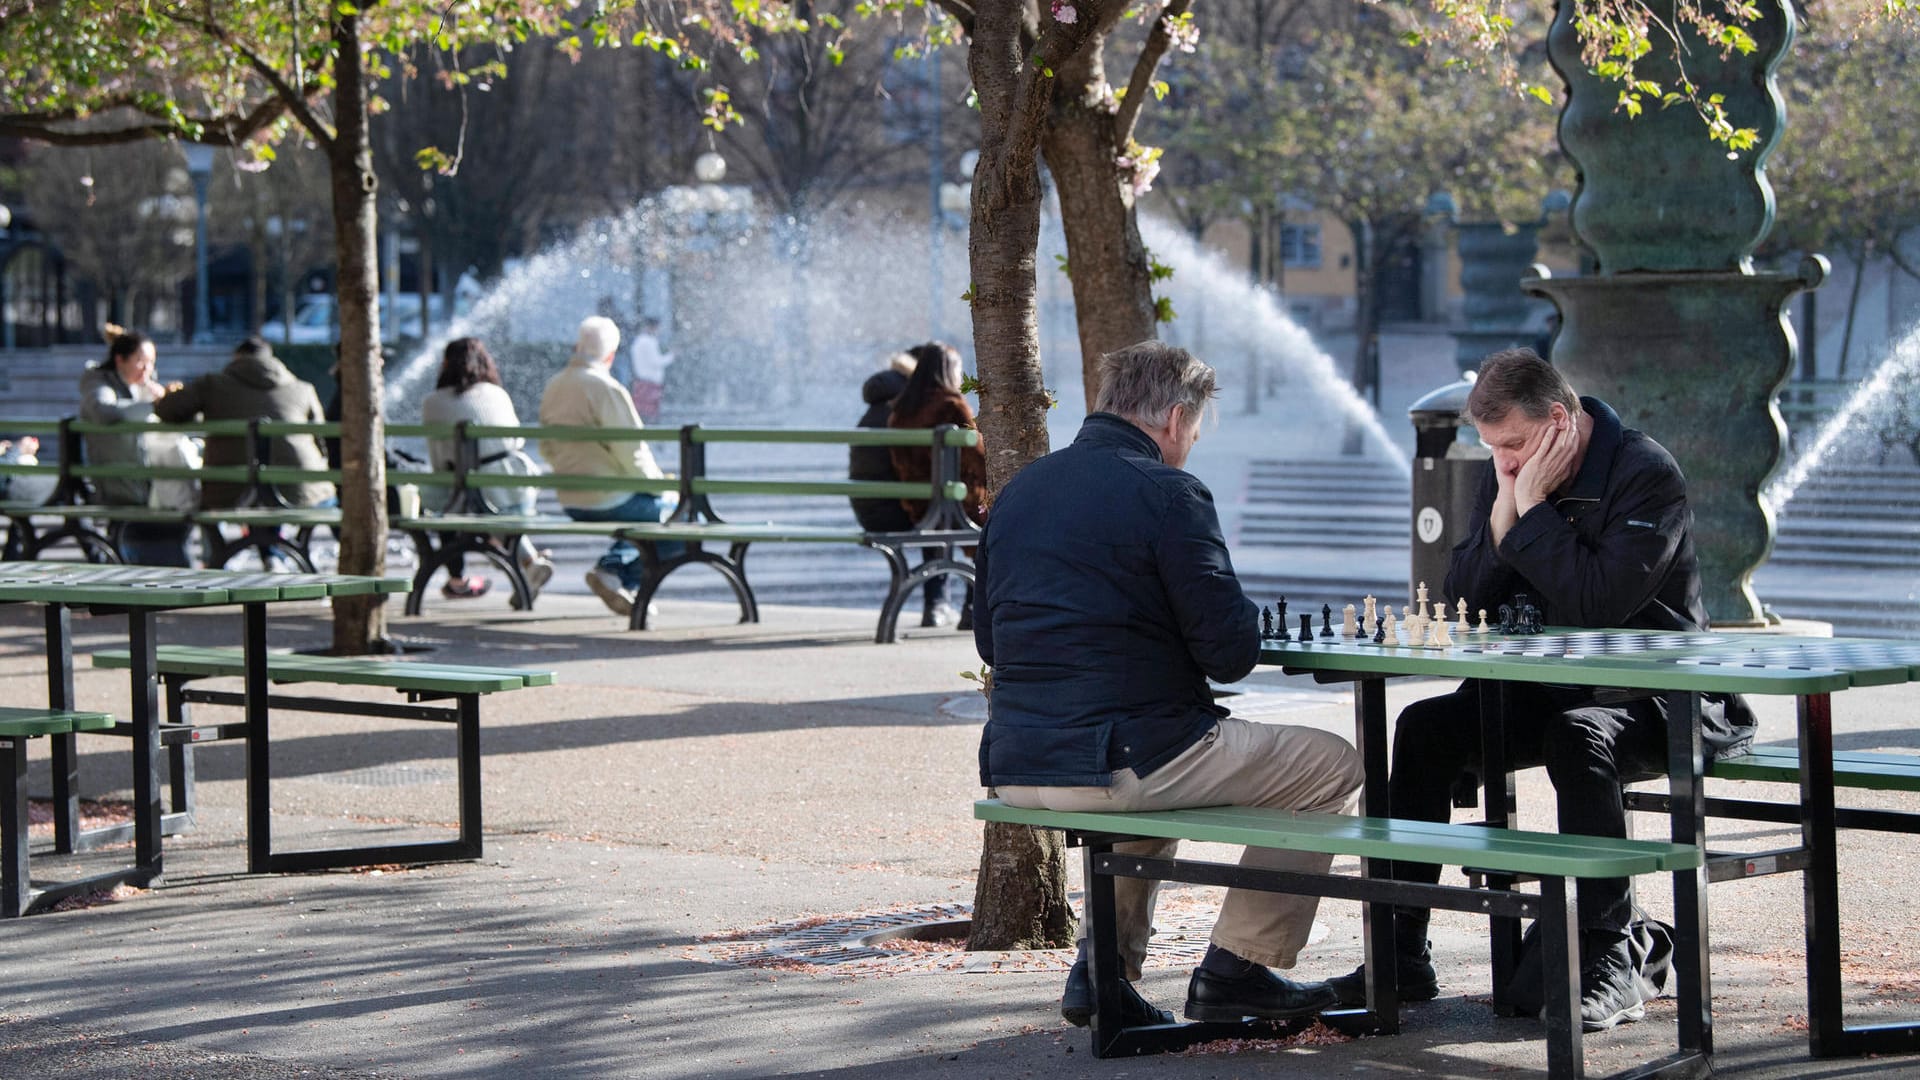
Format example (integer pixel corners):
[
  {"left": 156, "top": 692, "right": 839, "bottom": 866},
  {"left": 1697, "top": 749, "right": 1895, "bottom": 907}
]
[
  {"left": 1477, "top": 608, "right": 1490, "bottom": 633},
  {"left": 1343, "top": 603, "right": 1358, "bottom": 639}
]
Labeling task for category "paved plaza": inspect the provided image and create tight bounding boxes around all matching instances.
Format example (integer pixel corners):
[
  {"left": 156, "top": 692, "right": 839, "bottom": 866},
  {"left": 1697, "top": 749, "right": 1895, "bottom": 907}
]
[{"left": 5, "top": 592, "right": 1920, "bottom": 1078}]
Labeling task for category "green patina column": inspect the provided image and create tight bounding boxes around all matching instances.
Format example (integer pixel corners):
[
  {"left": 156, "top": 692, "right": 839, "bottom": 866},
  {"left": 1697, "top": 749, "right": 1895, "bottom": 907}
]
[{"left": 1523, "top": 0, "right": 1825, "bottom": 625}]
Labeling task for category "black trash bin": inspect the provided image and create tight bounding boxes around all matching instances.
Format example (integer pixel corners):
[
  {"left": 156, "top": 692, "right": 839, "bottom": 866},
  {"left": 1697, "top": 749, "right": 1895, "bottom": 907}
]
[{"left": 1408, "top": 376, "right": 1491, "bottom": 608}]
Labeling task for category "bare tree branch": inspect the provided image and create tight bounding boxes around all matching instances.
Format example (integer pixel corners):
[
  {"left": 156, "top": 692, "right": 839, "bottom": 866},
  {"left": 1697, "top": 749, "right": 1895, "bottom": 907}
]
[
  {"left": 0, "top": 96, "right": 291, "bottom": 147},
  {"left": 161, "top": 8, "right": 336, "bottom": 148},
  {"left": 1889, "top": 243, "right": 1920, "bottom": 283},
  {"left": 1114, "top": 0, "right": 1190, "bottom": 147},
  {"left": 1004, "top": 0, "right": 1109, "bottom": 179}
]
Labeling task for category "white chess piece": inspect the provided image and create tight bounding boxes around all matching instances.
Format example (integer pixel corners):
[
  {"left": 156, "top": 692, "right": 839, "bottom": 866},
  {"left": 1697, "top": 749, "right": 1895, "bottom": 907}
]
[
  {"left": 1363, "top": 594, "right": 1377, "bottom": 629},
  {"left": 1456, "top": 598, "right": 1469, "bottom": 635},
  {"left": 1382, "top": 606, "right": 1397, "bottom": 643},
  {"left": 1431, "top": 615, "right": 1454, "bottom": 647},
  {"left": 1416, "top": 581, "right": 1429, "bottom": 610},
  {"left": 1477, "top": 608, "right": 1491, "bottom": 633},
  {"left": 1343, "top": 603, "right": 1358, "bottom": 639}
]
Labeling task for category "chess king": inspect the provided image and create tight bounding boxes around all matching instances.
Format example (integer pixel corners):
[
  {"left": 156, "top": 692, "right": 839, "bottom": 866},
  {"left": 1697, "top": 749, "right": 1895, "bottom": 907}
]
[
  {"left": 1324, "top": 349, "right": 1758, "bottom": 1030},
  {"left": 974, "top": 341, "right": 1364, "bottom": 1029}
]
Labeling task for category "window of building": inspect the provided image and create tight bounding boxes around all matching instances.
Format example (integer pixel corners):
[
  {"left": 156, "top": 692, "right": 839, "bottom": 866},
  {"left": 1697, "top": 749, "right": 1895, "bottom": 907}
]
[{"left": 1280, "top": 223, "right": 1321, "bottom": 269}]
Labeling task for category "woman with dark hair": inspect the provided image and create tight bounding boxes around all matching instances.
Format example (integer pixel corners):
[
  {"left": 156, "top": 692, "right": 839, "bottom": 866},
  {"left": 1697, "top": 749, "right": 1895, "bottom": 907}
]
[
  {"left": 78, "top": 330, "right": 194, "bottom": 565},
  {"left": 420, "top": 337, "right": 552, "bottom": 603},
  {"left": 887, "top": 340, "right": 988, "bottom": 627}
]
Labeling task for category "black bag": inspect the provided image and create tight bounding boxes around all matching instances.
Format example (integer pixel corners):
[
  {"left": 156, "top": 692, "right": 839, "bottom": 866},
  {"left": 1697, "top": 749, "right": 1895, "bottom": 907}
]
[{"left": 1503, "top": 905, "right": 1675, "bottom": 1015}]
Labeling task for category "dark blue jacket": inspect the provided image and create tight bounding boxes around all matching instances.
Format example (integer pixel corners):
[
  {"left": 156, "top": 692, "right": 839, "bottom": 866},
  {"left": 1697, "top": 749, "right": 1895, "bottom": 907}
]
[
  {"left": 1446, "top": 396, "right": 1755, "bottom": 757},
  {"left": 973, "top": 413, "right": 1259, "bottom": 787}
]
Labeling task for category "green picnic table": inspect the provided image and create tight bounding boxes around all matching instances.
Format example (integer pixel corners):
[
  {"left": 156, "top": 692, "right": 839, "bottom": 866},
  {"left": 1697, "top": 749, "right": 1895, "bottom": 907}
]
[
  {"left": 1260, "top": 623, "right": 1920, "bottom": 1067},
  {"left": 0, "top": 562, "right": 407, "bottom": 894}
]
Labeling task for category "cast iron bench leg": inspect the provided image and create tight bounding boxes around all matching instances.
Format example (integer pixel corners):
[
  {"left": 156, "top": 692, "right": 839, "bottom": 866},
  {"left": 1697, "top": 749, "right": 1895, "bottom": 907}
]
[
  {"left": 1540, "top": 875, "right": 1584, "bottom": 1079},
  {"left": 2, "top": 732, "right": 27, "bottom": 918}
]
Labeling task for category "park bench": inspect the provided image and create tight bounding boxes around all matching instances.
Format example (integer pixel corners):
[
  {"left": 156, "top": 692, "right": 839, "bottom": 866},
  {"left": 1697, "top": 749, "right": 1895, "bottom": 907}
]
[
  {"left": 93, "top": 645, "right": 551, "bottom": 873},
  {"left": 1623, "top": 745, "right": 1920, "bottom": 875},
  {"left": 0, "top": 417, "right": 343, "bottom": 569},
  {"left": 976, "top": 798, "right": 1705, "bottom": 1079},
  {"left": 2, "top": 706, "right": 117, "bottom": 917},
  {"left": 390, "top": 422, "right": 980, "bottom": 643}
]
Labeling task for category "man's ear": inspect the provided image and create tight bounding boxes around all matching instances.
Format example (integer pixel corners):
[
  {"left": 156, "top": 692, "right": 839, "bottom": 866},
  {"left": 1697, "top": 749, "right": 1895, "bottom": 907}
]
[{"left": 1548, "top": 402, "right": 1569, "bottom": 428}]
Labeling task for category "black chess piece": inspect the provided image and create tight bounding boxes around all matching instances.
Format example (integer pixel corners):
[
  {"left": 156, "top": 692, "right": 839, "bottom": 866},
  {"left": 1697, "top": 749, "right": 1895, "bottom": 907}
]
[
  {"left": 1373, "top": 614, "right": 1386, "bottom": 644},
  {"left": 1498, "top": 603, "right": 1516, "bottom": 635},
  {"left": 1276, "top": 596, "right": 1289, "bottom": 635},
  {"left": 1261, "top": 607, "right": 1273, "bottom": 640},
  {"left": 1300, "top": 612, "right": 1313, "bottom": 643},
  {"left": 1319, "top": 604, "right": 1334, "bottom": 640}
]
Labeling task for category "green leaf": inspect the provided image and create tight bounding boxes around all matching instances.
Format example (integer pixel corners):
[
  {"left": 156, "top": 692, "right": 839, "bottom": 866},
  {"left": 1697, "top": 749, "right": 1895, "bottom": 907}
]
[
  {"left": 1054, "top": 253, "right": 1071, "bottom": 278},
  {"left": 1153, "top": 295, "right": 1177, "bottom": 323}
]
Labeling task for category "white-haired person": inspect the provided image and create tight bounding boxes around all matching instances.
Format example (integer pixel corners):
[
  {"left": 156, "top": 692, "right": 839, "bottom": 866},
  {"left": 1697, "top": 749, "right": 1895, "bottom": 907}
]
[{"left": 537, "top": 316, "right": 678, "bottom": 615}]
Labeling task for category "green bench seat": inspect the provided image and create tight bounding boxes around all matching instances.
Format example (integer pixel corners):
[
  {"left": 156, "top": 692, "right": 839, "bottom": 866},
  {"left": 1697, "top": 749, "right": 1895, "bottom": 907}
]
[
  {"left": 91, "top": 646, "right": 553, "bottom": 874},
  {"left": 1707, "top": 745, "right": 1920, "bottom": 792},
  {"left": 93, "top": 645, "right": 551, "bottom": 694},
  {"left": 3, "top": 707, "right": 118, "bottom": 917},
  {"left": 976, "top": 798, "right": 1704, "bottom": 1077}
]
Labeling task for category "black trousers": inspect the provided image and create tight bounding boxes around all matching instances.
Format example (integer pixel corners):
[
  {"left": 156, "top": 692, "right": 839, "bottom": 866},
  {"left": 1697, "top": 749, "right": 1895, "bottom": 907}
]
[{"left": 1387, "top": 680, "right": 1668, "bottom": 937}]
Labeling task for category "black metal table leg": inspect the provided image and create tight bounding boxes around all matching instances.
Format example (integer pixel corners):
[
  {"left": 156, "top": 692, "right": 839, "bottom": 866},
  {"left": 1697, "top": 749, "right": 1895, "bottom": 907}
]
[
  {"left": 1540, "top": 874, "right": 1586, "bottom": 1079},
  {"left": 1801, "top": 691, "right": 1846, "bottom": 1056},
  {"left": 1483, "top": 681, "right": 1523, "bottom": 1015},
  {"left": 244, "top": 601, "right": 271, "bottom": 873},
  {"left": 1666, "top": 690, "right": 1712, "bottom": 1058},
  {"left": 44, "top": 604, "right": 79, "bottom": 853},
  {"left": 2, "top": 732, "right": 27, "bottom": 917},
  {"left": 128, "top": 609, "right": 163, "bottom": 879},
  {"left": 456, "top": 693, "right": 483, "bottom": 857},
  {"left": 1355, "top": 676, "right": 1399, "bottom": 1031}
]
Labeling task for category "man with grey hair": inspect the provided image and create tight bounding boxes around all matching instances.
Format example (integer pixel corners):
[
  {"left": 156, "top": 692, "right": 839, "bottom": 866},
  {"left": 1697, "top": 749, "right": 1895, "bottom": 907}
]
[
  {"left": 539, "top": 315, "right": 676, "bottom": 615},
  {"left": 974, "top": 340, "right": 1363, "bottom": 1028}
]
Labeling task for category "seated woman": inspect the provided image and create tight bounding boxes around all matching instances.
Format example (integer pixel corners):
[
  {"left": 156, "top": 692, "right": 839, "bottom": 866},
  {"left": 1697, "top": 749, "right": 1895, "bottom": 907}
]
[
  {"left": 421, "top": 337, "right": 553, "bottom": 605},
  {"left": 78, "top": 331, "right": 194, "bottom": 566},
  {"left": 887, "top": 340, "right": 988, "bottom": 628}
]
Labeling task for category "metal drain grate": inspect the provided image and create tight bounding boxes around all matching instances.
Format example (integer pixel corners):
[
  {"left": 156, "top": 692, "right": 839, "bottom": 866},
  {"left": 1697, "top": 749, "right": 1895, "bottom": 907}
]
[{"left": 307, "top": 763, "right": 456, "bottom": 787}]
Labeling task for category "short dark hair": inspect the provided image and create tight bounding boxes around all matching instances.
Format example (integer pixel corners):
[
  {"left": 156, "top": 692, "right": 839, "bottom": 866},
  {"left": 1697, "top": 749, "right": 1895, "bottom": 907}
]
[
  {"left": 1466, "top": 348, "right": 1577, "bottom": 424},
  {"left": 436, "top": 337, "right": 503, "bottom": 394}
]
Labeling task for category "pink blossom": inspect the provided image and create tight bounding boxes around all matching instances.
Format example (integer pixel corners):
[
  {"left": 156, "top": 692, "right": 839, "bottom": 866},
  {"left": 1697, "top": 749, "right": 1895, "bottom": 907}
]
[{"left": 1050, "top": 0, "right": 1078, "bottom": 23}]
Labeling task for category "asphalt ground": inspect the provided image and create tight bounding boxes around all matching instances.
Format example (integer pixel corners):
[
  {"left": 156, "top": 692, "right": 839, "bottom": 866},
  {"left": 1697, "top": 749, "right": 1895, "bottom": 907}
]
[{"left": 5, "top": 592, "right": 1920, "bottom": 1078}]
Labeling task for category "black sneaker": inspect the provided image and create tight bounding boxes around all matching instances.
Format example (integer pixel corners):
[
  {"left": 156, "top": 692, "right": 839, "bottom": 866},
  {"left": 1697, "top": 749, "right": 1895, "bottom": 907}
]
[
  {"left": 1060, "top": 957, "right": 1175, "bottom": 1028},
  {"left": 1327, "top": 941, "right": 1440, "bottom": 1007},
  {"left": 1184, "top": 965, "right": 1340, "bottom": 1022},
  {"left": 1578, "top": 938, "right": 1646, "bottom": 1032}
]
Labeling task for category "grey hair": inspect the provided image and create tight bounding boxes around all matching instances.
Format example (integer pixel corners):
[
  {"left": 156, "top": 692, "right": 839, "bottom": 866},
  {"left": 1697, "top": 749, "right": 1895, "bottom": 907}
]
[{"left": 1094, "top": 340, "right": 1218, "bottom": 429}]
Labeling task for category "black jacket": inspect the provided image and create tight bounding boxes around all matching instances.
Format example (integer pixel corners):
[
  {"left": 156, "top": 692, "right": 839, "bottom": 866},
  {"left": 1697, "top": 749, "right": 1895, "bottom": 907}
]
[
  {"left": 1445, "top": 396, "right": 1755, "bottom": 757},
  {"left": 974, "top": 413, "right": 1259, "bottom": 787},
  {"left": 850, "top": 369, "right": 910, "bottom": 531}
]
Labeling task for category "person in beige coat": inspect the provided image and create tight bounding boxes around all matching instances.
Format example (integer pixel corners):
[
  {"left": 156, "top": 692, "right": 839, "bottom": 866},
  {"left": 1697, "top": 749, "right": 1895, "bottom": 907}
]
[{"left": 537, "top": 316, "right": 675, "bottom": 615}]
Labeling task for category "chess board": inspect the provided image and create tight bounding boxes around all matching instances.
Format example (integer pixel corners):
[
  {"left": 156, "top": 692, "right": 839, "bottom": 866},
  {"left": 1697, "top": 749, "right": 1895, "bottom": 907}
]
[
  {"left": 1669, "top": 640, "right": 1920, "bottom": 673},
  {"left": 1455, "top": 631, "right": 1723, "bottom": 658}
]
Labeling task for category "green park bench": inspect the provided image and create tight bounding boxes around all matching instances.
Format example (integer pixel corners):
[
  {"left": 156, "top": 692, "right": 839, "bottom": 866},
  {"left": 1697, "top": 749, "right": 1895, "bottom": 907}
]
[
  {"left": 390, "top": 421, "right": 980, "bottom": 643},
  {"left": 2, "top": 706, "right": 118, "bottom": 917},
  {"left": 1, "top": 418, "right": 344, "bottom": 569},
  {"left": 975, "top": 798, "right": 1705, "bottom": 1079},
  {"left": 93, "top": 645, "right": 551, "bottom": 873},
  {"left": 1624, "top": 744, "right": 1920, "bottom": 864}
]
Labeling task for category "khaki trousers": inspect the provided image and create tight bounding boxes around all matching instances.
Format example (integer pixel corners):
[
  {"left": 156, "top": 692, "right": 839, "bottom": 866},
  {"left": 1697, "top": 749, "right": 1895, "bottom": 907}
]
[{"left": 999, "top": 718, "right": 1363, "bottom": 981}]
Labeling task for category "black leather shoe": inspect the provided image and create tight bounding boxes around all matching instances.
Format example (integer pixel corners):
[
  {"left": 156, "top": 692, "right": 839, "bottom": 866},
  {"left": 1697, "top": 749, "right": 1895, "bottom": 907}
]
[
  {"left": 1578, "top": 937, "right": 1645, "bottom": 1032},
  {"left": 1327, "top": 941, "right": 1440, "bottom": 1006},
  {"left": 1060, "top": 957, "right": 1175, "bottom": 1028},
  {"left": 1184, "top": 965, "right": 1340, "bottom": 1022}
]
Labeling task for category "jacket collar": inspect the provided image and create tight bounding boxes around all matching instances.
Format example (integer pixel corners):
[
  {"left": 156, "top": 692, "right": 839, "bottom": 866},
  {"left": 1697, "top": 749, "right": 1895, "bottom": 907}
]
[
  {"left": 1075, "top": 412, "right": 1163, "bottom": 461},
  {"left": 1562, "top": 396, "right": 1623, "bottom": 503}
]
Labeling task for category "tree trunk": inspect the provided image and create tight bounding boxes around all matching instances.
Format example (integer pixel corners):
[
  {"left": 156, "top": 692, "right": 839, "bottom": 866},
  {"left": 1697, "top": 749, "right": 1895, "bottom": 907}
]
[
  {"left": 418, "top": 229, "right": 433, "bottom": 341},
  {"left": 1041, "top": 39, "right": 1156, "bottom": 411},
  {"left": 327, "top": 10, "right": 390, "bottom": 653},
  {"left": 963, "top": 0, "right": 1074, "bottom": 952}
]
